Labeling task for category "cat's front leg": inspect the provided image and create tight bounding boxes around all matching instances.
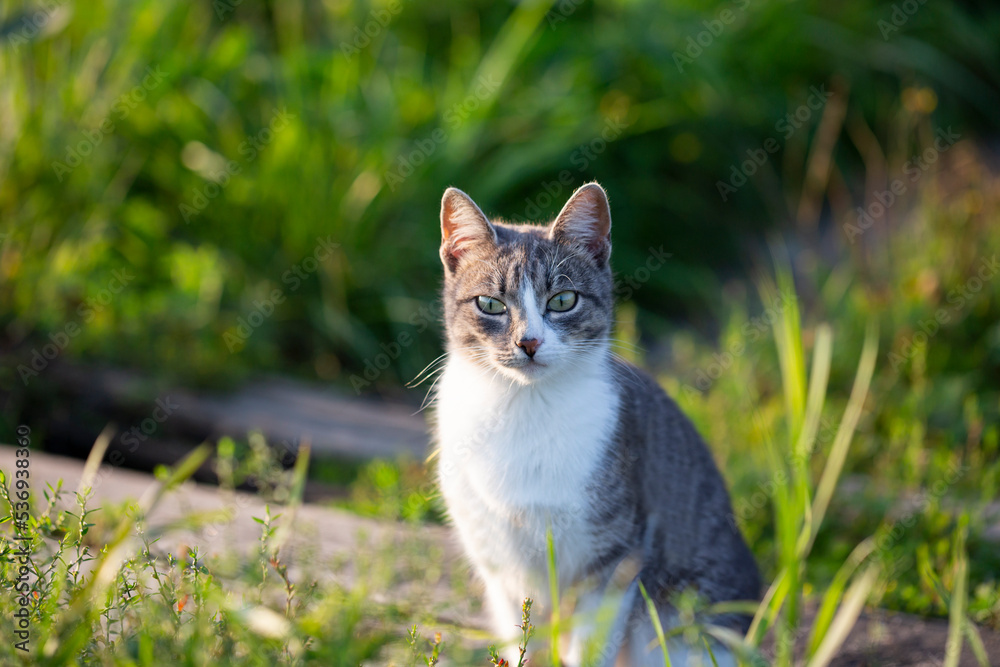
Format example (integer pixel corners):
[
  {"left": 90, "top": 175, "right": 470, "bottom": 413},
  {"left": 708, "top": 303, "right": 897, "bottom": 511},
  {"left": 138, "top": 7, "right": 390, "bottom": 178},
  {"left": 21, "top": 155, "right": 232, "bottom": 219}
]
[
  {"left": 483, "top": 573, "right": 523, "bottom": 662},
  {"left": 564, "top": 577, "right": 612, "bottom": 667}
]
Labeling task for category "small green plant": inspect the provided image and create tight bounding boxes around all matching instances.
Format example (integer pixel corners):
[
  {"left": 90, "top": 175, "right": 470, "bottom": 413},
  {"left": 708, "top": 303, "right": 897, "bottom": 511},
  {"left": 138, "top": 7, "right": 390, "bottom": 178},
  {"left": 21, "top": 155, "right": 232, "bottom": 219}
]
[
  {"left": 0, "top": 440, "right": 411, "bottom": 665},
  {"left": 488, "top": 597, "right": 534, "bottom": 667},
  {"left": 407, "top": 625, "right": 443, "bottom": 666}
]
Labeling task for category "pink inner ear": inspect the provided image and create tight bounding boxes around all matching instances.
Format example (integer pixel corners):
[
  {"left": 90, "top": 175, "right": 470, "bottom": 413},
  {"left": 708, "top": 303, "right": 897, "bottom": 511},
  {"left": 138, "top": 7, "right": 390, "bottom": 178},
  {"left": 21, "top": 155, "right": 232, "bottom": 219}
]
[
  {"left": 559, "top": 200, "right": 609, "bottom": 244},
  {"left": 586, "top": 235, "right": 608, "bottom": 254},
  {"left": 549, "top": 184, "right": 612, "bottom": 263},
  {"left": 441, "top": 189, "right": 494, "bottom": 260},
  {"left": 446, "top": 233, "right": 473, "bottom": 258}
]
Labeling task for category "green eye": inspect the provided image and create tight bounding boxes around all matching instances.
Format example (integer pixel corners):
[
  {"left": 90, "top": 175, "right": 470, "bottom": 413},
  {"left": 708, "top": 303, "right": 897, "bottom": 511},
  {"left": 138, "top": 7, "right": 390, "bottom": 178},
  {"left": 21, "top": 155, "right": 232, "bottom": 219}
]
[
  {"left": 476, "top": 296, "right": 507, "bottom": 315},
  {"left": 547, "top": 291, "right": 577, "bottom": 312}
]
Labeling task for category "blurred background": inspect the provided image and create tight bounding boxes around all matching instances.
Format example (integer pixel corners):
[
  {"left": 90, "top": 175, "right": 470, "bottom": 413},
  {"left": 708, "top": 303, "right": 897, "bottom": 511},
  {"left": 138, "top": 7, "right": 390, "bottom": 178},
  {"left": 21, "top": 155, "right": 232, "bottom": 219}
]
[{"left": 1, "top": 0, "right": 999, "bottom": 633}]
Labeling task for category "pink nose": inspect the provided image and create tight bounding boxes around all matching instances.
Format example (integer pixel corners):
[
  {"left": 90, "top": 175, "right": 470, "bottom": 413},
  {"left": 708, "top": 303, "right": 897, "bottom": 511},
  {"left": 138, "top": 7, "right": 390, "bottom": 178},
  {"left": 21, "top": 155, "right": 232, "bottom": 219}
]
[{"left": 517, "top": 338, "right": 541, "bottom": 358}]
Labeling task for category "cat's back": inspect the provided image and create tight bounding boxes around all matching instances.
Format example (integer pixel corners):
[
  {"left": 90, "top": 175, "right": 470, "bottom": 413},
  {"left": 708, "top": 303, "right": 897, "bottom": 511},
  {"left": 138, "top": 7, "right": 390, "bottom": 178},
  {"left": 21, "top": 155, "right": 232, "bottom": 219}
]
[
  {"left": 604, "top": 356, "right": 759, "bottom": 598},
  {"left": 600, "top": 355, "right": 733, "bottom": 527}
]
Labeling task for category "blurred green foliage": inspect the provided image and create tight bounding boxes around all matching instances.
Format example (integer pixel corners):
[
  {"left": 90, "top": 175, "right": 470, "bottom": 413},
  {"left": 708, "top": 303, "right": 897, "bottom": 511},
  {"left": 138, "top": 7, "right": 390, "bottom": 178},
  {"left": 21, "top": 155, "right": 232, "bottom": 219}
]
[
  {"left": 1, "top": 0, "right": 999, "bottom": 394},
  {"left": 664, "top": 150, "right": 1000, "bottom": 626},
  {"left": 342, "top": 457, "right": 443, "bottom": 524}
]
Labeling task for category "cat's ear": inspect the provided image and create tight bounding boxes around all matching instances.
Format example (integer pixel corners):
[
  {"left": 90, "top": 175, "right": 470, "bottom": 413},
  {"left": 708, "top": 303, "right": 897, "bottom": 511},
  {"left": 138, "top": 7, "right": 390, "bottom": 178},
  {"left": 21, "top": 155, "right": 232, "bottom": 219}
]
[
  {"left": 549, "top": 182, "right": 612, "bottom": 264},
  {"left": 440, "top": 187, "right": 497, "bottom": 272}
]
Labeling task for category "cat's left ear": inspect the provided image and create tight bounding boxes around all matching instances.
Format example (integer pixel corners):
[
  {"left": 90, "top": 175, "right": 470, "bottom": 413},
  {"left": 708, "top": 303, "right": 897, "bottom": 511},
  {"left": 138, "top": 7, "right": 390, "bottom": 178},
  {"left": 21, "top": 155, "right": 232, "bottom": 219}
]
[{"left": 549, "top": 182, "right": 612, "bottom": 264}]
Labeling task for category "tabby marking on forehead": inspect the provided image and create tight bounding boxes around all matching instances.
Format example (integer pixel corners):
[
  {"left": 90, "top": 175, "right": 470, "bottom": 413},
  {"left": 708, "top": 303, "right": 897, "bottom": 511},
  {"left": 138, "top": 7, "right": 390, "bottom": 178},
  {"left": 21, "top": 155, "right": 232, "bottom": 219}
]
[{"left": 441, "top": 218, "right": 615, "bottom": 387}]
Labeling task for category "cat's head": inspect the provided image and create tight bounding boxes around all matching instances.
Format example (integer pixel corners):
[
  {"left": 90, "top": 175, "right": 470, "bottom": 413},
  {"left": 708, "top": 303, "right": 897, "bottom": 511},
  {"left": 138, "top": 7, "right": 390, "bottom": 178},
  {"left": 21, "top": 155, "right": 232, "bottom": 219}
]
[{"left": 438, "top": 182, "right": 614, "bottom": 385}]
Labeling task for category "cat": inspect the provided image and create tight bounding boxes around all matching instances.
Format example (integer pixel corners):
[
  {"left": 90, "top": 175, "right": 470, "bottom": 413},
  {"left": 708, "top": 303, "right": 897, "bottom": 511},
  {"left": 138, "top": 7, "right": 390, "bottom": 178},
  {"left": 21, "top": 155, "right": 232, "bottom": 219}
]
[{"left": 432, "top": 182, "right": 760, "bottom": 666}]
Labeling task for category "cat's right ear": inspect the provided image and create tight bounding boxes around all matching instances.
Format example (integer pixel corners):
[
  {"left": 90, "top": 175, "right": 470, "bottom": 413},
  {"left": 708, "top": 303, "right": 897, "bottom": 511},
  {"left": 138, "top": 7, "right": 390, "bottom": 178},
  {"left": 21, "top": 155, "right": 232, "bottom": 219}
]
[{"left": 440, "top": 187, "right": 497, "bottom": 272}]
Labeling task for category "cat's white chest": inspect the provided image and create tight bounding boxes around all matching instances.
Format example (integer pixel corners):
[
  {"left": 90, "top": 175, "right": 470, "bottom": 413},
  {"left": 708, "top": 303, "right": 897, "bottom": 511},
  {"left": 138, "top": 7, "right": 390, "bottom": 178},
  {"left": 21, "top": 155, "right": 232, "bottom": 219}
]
[{"left": 435, "top": 354, "right": 620, "bottom": 589}]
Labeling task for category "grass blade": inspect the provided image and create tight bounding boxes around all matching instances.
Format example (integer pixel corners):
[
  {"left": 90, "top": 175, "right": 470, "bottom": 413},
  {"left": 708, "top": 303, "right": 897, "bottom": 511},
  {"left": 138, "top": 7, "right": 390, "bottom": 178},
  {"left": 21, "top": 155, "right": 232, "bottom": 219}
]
[
  {"left": 77, "top": 423, "right": 115, "bottom": 496},
  {"left": 806, "top": 538, "right": 876, "bottom": 657},
  {"left": 944, "top": 516, "right": 969, "bottom": 667},
  {"left": 795, "top": 324, "right": 832, "bottom": 467},
  {"left": 638, "top": 580, "right": 671, "bottom": 667},
  {"left": 963, "top": 616, "right": 991, "bottom": 667},
  {"left": 702, "top": 636, "right": 719, "bottom": 667},
  {"left": 705, "top": 625, "right": 755, "bottom": 666},
  {"left": 746, "top": 567, "right": 788, "bottom": 647},
  {"left": 758, "top": 260, "right": 806, "bottom": 442},
  {"left": 46, "top": 444, "right": 213, "bottom": 664},
  {"left": 454, "top": 0, "right": 558, "bottom": 158},
  {"left": 805, "top": 566, "right": 879, "bottom": 667},
  {"left": 805, "top": 320, "right": 878, "bottom": 554},
  {"left": 137, "top": 444, "right": 214, "bottom": 515}
]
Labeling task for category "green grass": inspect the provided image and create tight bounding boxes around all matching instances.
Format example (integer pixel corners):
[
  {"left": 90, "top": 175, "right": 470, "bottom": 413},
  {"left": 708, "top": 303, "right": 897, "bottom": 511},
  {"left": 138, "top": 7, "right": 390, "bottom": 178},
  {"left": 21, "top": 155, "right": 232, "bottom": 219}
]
[
  {"left": 0, "top": 443, "right": 451, "bottom": 666},
  {"left": 5, "top": 150, "right": 997, "bottom": 662},
  {"left": 3, "top": 238, "right": 996, "bottom": 664},
  {"left": 638, "top": 580, "right": 673, "bottom": 667}
]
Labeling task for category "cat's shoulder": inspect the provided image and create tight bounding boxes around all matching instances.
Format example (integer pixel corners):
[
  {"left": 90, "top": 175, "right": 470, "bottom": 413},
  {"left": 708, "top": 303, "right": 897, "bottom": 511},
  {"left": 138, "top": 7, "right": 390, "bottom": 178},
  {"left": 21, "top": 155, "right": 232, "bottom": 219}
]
[
  {"left": 607, "top": 355, "right": 687, "bottom": 420},
  {"left": 607, "top": 355, "right": 661, "bottom": 395}
]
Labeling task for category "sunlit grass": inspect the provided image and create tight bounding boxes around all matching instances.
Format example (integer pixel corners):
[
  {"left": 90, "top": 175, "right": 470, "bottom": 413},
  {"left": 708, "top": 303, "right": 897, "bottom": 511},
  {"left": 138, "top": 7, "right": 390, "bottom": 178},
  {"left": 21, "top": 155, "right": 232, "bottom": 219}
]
[{"left": 5, "top": 245, "right": 991, "bottom": 664}]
